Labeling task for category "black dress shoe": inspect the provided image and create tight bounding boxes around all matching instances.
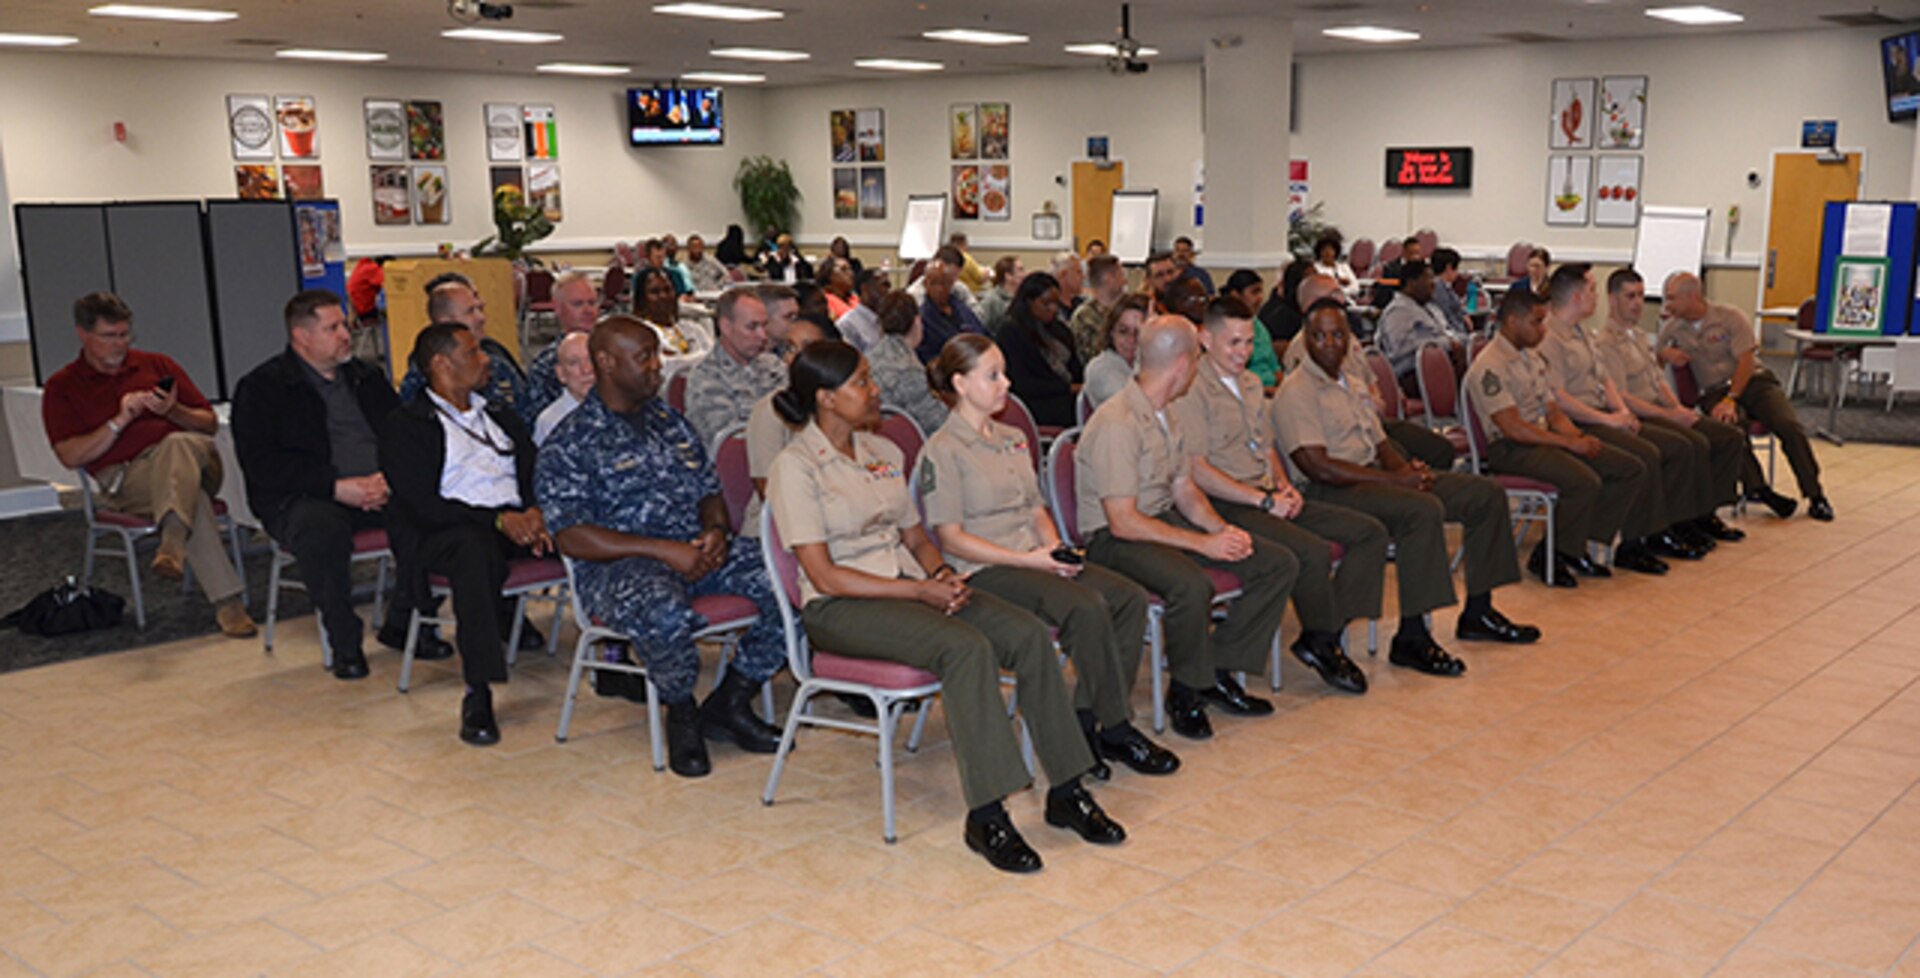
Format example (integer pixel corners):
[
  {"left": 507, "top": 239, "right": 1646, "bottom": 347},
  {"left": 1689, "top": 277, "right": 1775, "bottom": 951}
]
[
  {"left": 1648, "top": 531, "right": 1707, "bottom": 561},
  {"left": 1388, "top": 638, "right": 1467, "bottom": 677},
  {"left": 1098, "top": 726, "right": 1181, "bottom": 776},
  {"left": 332, "top": 650, "right": 371, "bottom": 681},
  {"left": 1455, "top": 608, "right": 1541, "bottom": 644},
  {"left": 1081, "top": 726, "right": 1113, "bottom": 782},
  {"left": 699, "top": 672, "right": 781, "bottom": 754},
  {"left": 1567, "top": 553, "right": 1613, "bottom": 578},
  {"left": 1199, "top": 670, "right": 1275, "bottom": 716},
  {"left": 1748, "top": 488, "right": 1798, "bottom": 519},
  {"left": 377, "top": 623, "right": 454, "bottom": 660},
  {"left": 1045, "top": 782, "right": 1127, "bottom": 845},
  {"left": 1291, "top": 637, "right": 1368, "bottom": 695},
  {"left": 1613, "top": 545, "right": 1669, "bottom": 575},
  {"left": 460, "top": 686, "right": 500, "bottom": 747},
  {"left": 1164, "top": 684, "right": 1213, "bottom": 741},
  {"left": 516, "top": 619, "right": 546, "bottom": 652},
  {"left": 665, "top": 701, "right": 711, "bottom": 777},
  {"left": 965, "top": 810, "right": 1043, "bottom": 873},
  {"left": 1528, "top": 545, "right": 1578, "bottom": 589},
  {"left": 1809, "top": 496, "right": 1834, "bottom": 522},
  {"left": 1670, "top": 523, "right": 1716, "bottom": 552},
  {"left": 594, "top": 666, "right": 650, "bottom": 702},
  {"left": 1695, "top": 515, "right": 1746, "bottom": 542}
]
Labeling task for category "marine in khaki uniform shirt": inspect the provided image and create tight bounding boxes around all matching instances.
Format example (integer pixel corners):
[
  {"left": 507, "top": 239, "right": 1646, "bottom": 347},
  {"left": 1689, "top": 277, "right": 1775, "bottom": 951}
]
[
  {"left": 1075, "top": 317, "right": 1298, "bottom": 737},
  {"left": 764, "top": 347, "right": 1115, "bottom": 874},
  {"left": 737, "top": 315, "right": 839, "bottom": 538},
  {"left": 1464, "top": 287, "right": 1649, "bottom": 587},
  {"left": 1594, "top": 268, "right": 1749, "bottom": 544},
  {"left": 1273, "top": 300, "right": 1540, "bottom": 677},
  {"left": 917, "top": 337, "right": 1178, "bottom": 778},
  {"left": 1656, "top": 271, "right": 1828, "bottom": 520},
  {"left": 1172, "top": 298, "right": 1387, "bottom": 695},
  {"left": 1533, "top": 264, "right": 1701, "bottom": 572}
]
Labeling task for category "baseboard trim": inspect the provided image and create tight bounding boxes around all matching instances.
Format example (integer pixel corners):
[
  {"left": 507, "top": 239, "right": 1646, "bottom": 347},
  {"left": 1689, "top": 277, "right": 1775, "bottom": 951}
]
[{"left": 0, "top": 484, "right": 61, "bottom": 519}]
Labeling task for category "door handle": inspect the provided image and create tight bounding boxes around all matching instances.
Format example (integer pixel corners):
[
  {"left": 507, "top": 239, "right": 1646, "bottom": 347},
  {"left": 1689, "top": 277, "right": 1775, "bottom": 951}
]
[{"left": 1766, "top": 249, "right": 1776, "bottom": 289}]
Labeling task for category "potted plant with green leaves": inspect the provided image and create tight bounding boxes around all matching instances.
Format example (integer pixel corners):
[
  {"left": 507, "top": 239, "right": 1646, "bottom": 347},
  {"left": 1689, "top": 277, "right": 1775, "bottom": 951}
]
[
  {"left": 473, "top": 184, "right": 555, "bottom": 266},
  {"left": 734, "top": 155, "right": 802, "bottom": 240}
]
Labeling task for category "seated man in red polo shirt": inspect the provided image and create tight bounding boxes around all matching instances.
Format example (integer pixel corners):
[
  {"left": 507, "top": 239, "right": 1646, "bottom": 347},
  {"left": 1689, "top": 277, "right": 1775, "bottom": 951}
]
[{"left": 42, "top": 292, "right": 255, "bottom": 637}]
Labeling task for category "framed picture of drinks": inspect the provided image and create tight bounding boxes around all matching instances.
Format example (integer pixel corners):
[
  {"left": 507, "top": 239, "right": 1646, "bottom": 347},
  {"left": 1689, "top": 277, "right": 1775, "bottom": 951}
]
[{"left": 225, "top": 93, "right": 325, "bottom": 200}]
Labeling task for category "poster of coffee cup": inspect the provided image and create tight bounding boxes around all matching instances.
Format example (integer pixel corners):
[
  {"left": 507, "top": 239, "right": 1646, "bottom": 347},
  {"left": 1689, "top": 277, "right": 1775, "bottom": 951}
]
[
  {"left": 274, "top": 95, "right": 319, "bottom": 159},
  {"left": 980, "top": 165, "right": 1011, "bottom": 222},
  {"left": 979, "top": 103, "right": 1010, "bottom": 160},
  {"left": 282, "top": 164, "right": 325, "bottom": 201},
  {"left": 528, "top": 162, "right": 563, "bottom": 223},
  {"left": 952, "top": 165, "right": 981, "bottom": 220},
  {"left": 490, "top": 165, "right": 526, "bottom": 203},
  {"left": 485, "top": 102, "right": 524, "bottom": 162},
  {"left": 524, "top": 104, "right": 558, "bottom": 161},
  {"left": 855, "top": 108, "right": 884, "bottom": 163},
  {"left": 832, "top": 168, "right": 858, "bottom": 219},
  {"left": 227, "top": 94, "right": 276, "bottom": 160},
  {"left": 1544, "top": 154, "right": 1592, "bottom": 226},
  {"left": 829, "top": 110, "right": 856, "bottom": 164},
  {"left": 234, "top": 164, "right": 279, "bottom": 200},
  {"left": 363, "top": 99, "right": 406, "bottom": 161},
  {"left": 370, "top": 165, "right": 411, "bottom": 225},
  {"left": 412, "top": 165, "right": 450, "bottom": 225},
  {"left": 1591, "top": 155, "right": 1643, "bottom": 227},
  {"left": 407, "top": 101, "right": 445, "bottom": 161},
  {"left": 949, "top": 104, "right": 977, "bottom": 160},
  {"left": 859, "top": 168, "right": 886, "bottom": 220}
]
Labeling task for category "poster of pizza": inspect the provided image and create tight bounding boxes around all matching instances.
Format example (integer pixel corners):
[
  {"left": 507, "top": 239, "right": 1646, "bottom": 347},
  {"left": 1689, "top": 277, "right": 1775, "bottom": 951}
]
[
  {"left": 371, "top": 165, "right": 411, "bottom": 224},
  {"left": 227, "top": 94, "right": 275, "bottom": 160},
  {"left": 832, "top": 168, "right": 858, "bottom": 219},
  {"left": 485, "top": 102, "right": 523, "bottom": 162},
  {"left": 282, "top": 164, "right": 325, "bottom": 201},
  {"left": 979, "top": 102, "right": 1009, "bottom": 160},
  {"left": 952, "top": 164, "right": 980, "bottom": 219},
  {"left": 981, "top": 165, "right": 1010, "bottom": 221},
  {"left": 234, "top": 164, "right": 279, "bottom": 200},
  {"left": 274, "top": 95, "right": 319, "bottom": 159},
  {"left": 528, "top": 162, "right": 562, "bottom": 222},
  {"left": 406, "top": 100, "right": 444, "bottom": 160},
  {"left": 363, "top": 99, "right": 406, "bottom": 160}
]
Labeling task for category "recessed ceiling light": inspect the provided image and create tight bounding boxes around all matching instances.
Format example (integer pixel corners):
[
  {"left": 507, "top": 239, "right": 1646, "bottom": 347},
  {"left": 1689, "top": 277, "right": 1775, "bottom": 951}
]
[
  {"left": 653, "top": 2, "right": 782, "bottom": 21},
  {"left": 442, "top": 27, "right": 563, "bottom": 43},
  {"left": 854, "top": 57, "right": 943, "bottom": 72},
  {"left": 276, "top": 47, "right": 387, "bottom": 61},
  {"left": 1322, "top": 25, "right": 1421, "bottom": 43},
  {"left": 709, "top": 45, "right": 808, "bottom": 61},
  {"left": 1645, "top": 5, "right": 1744, "bottom": 25},
  {"left": 1064, "top": 42, "right": 1159, "bottom": 57},
  {"left": 88, "top": 4, "right": 237, "bottom": 22},
  {"left": 0, "top": 32, "right": 79, "bottom": 46},
  {"left": 537, "top": 62, "right": 630, "bottom": 75},
  {"left": 922, "top": 28, "right": 1028, "bottom": 46},
  {"left": 682, "top": 70, "right": 765, "bottom": 83}
]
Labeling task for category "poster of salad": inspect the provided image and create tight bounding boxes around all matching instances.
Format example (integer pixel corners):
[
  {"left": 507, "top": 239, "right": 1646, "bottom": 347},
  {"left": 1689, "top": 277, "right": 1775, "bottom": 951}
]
[
  {"left": 950, "top": 104, "right": 977, "bottom": 160},
  {"left": 1592, "top": 155, "right": 1642, "bottom": 227},
  {"left": 979, "top": 102, "right": 1009, "bottom": 160},
  {"left": 1548, "top": 78, "right": 1594, "bottom": 150},
  {"left": 1599, "top": 76, "right": 1647, "bottom": 150},
  {"left": 1544, "top": 155, "right": 1592, "bottom": 226},
  {"left": 980, "top": 165, "right": 1011, "bottom": 221},
  {"left": 406, "top": 100, "right": 445, "bottom": 161},
  {"left": 832, "top": 168, "right": 858, "bottom": 219},
  {"left": 952, "top": 165, "right": 981, "bottom": 220}
]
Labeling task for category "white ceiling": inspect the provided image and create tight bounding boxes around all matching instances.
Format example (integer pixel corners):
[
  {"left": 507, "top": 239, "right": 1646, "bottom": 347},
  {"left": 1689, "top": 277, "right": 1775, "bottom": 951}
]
[{"left": 6, "top": 0, "right": 1919, "bottom": 83}]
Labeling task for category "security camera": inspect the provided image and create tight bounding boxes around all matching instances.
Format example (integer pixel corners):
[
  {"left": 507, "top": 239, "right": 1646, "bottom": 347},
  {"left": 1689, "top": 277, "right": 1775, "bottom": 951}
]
[{"left": 1104, "top": 53, "right": 1149, "bottom": 75}]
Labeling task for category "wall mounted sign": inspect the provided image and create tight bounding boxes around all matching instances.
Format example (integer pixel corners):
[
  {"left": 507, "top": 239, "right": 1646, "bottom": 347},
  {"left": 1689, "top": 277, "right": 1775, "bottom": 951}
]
[{"left": 1384, "top": 147, "right": 1473, "bottom": 189}]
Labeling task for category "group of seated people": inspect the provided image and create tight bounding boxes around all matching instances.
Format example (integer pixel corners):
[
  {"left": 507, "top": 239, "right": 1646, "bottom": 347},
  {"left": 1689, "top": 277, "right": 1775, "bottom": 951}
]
[{"left": 38, "top": 224, "right": 1828, "bottom": 875}]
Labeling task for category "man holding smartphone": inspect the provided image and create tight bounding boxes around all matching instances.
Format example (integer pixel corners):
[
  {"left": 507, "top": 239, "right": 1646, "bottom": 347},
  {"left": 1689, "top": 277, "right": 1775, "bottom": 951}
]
[{"left": 42, "top": 292, "right": 255, "bottom": 636}]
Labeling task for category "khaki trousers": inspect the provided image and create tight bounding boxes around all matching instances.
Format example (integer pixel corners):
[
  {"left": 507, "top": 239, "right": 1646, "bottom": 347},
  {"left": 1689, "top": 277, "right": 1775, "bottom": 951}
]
[{"left": 100, "top": 432, "right": 243, "bottom": 604}]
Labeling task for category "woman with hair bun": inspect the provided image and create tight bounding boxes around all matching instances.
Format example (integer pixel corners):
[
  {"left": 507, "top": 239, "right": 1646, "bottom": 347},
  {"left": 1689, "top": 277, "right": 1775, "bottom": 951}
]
[
  {"left": 920, "top": 334, "right": 1179, "bottom": 782},
  {"left": 765, "top": 340, "right": 1122, "bottom": 874}
]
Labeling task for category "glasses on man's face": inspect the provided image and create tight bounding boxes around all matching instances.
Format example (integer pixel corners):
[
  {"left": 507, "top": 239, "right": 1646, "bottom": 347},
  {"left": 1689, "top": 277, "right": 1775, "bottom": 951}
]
[{"left": 90, "top": 328, "right": 134, "bottom": 343}]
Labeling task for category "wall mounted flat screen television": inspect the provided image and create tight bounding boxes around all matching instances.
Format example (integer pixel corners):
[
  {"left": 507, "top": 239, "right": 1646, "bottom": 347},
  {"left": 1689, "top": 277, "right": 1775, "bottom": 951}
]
[
  {"left": 1882, "top": 31, "right": 1920, "bottom": 122},
  {"left": 628, "top": 86, "right": 723, "bottom": 145}
]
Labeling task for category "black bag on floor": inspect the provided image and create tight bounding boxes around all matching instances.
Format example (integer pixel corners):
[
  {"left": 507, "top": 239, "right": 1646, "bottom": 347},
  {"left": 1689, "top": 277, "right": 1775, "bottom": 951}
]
[{"left": 2, "top": 578, "right": 126, "bottom": 636}]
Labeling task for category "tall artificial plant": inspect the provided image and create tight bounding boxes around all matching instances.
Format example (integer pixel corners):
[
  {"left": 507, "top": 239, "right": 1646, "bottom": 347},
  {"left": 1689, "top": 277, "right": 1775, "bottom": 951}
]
[
  {"left": 473, "top": 185, "right": 555, "bottom": 265},
  {"left": 734, "top": 155, "right": 802, "bottom": 239}
]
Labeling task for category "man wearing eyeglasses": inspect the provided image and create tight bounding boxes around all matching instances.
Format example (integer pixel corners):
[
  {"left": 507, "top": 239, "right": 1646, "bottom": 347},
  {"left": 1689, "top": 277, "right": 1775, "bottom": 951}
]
[{"left": 42, "top": 291, "right": 255, "bottom": 637}]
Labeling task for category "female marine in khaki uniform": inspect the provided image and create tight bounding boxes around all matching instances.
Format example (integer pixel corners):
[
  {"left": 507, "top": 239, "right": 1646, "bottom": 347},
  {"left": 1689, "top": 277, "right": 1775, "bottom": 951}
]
[
  {"left": 765, "top": 341, "right": 1122, "bottom": 874},
  {"left": 918, "top": 335, "right": 1180, "bottom": 782}
]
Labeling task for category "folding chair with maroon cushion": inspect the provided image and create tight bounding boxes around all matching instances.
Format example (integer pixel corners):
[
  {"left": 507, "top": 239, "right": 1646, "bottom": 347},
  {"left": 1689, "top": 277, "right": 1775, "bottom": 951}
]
[
  {"left": 1413, "top": 341, "right": 1471, "bottom": 458},
  {"left": 613, "top": 242, "right": 637, "bottom": 268},
  {"left": 601, "top": 265, "right": 629, "bottom": 313},
  {"left": 264, "top": 528, "right": 392, "bottom": 665},
  {"left": 1348, "top": 239, "right": 1376, "bottom": 279},
  {"left": 710, "top": 420, "right": 754, "bottom": 532},
  {"left": 1376, "top": 239, "right": 1403, "bottom": 270},
  {"left": 77, "top": 470, "right": 248, "bottom": 630},
  {"left": 665, "top": 372, "right": 689, "bottom": 414},
  {"left": 1459, "top": 373, "right": 1560, "bottom": 584},
  {"left": 525, "top": 268, "right": 556, "bottom": 313},
  {"left": 1505, "top": 242, "right": 1532, "bottom": 280},
  {"left": 876, "top": 409, "right": 927, "bottom": 474},
  {"left": 1364, "top": 348, "right": 1415, "bottom": 421},
  {"left": 993, "top": 392, "right": 1047, "bottom": 471},
  {"left": 1416, "top": 229, "right": 1439, "bottom": 259},
  {"left": 397, "top": 556, "right": 569, "bottom": 692}
]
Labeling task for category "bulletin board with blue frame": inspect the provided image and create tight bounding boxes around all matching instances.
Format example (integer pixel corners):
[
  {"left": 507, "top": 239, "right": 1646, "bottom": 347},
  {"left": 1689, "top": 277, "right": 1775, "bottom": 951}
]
[{"left": 1813, "top": 200, "right": 1916, "bottom": 336}]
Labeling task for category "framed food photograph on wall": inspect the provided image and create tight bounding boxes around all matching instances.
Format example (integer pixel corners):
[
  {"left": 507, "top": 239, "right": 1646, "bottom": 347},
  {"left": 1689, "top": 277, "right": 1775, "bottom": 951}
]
[
  {"left": 1599, "top": 75, "right": 1648, "bottom": 150},
  {"left": 952, "top": 165, "right": 980, "bottom": 219},
  {"left": 370, "top": 165, "right": 411, "bottom": 225},
  {"left": 228, "top": 94, "right": 275, "bottom": 160},
  {"left": 406, "top": 100, "right": 445, "bottom": 161},
  {"left": 1592, "top": 155, "right": 1643, "bottom": 227},
  {"left": 485, "top": 102, "right": 523, "bottom": 162},
  {"left": 274, "top": 95, "right": 319, "bottom": 159},
  {"left": 832, "top": 168, "right": 858, "bottom": 219},
  {"left": 364, "top": 99, "right": 406, "bottom": 160},
  {"left": 282, "top": 164, "right": 325, "bottom": 201},
  {"left": 412, "top": 165, "right": 449, "bottom": 225},
  {"left": 489, "top": 165, "right": 525, "bottom": 203},
  {"left": 1549, "top": 78, "right": 1595, "bottom": 150},
  {"left": 234, "top": 164, "right": 279, "bottom": 200},
  {"left": 1545, "top": 154, "right": 1592, "bottom": 226},
  {"left": 979, "top": 102, "right": 1009, "bottom": 160},
  {"left": 855, "top": 108, "right": 884, "bottom": 162},
  {"left": 981, "top": 165, "right": 1011, "bottom": 221},
  {"left": 950, "top": 103, "right": 977, "bottom": 160},
  {"left": 860, "top": 167, "right": 887, "bottom": 220},
  {"left": 528, "top": 162, "right": 562, "bottom": 222},
  {"left": 830, "top": 109, "right": 856, "bottom": 163}
]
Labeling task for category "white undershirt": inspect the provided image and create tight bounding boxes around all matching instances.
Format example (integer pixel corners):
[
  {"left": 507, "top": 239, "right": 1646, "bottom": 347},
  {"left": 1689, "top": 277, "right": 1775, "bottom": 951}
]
[{"left": 427, "top": 389, "right": 521, "bottom": 509}]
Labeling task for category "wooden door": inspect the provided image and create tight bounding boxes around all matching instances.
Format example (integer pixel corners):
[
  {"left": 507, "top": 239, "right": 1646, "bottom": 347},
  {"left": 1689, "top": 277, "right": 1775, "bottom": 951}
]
[
  {"left": 1763, "top": 151, "right": 1862, "bottom": 310},
  {"left": 1072, "top": 161, "right": 1126, "bottom": 252}
]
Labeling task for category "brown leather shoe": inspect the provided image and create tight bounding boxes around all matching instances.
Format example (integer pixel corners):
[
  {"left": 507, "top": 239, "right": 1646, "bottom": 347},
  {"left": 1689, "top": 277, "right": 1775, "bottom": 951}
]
[
  {"left": 151, "top": 549, "right": 186, "bottom": 580},
  {"left": 216, "top": 600, "right": 257, "bottom": 638}
]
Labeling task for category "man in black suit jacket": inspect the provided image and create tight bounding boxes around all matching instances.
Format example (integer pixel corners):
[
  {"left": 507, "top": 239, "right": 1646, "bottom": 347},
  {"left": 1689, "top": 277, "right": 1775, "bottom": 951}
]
[
  {"left": 231, "top": 291, "right": 450, "bottom": 680},
  {"left": 382, "top": 322, "right": 552, "bottom": 746}
]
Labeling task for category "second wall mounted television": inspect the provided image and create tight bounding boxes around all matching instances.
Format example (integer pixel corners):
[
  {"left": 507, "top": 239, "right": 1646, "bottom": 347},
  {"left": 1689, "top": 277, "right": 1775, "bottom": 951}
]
[
  {"left": 629, "top": 86, "right": 724, "bottom": 146},
  {"left": 1882, "top": 30, "right": 1920, "bottom": 122}
]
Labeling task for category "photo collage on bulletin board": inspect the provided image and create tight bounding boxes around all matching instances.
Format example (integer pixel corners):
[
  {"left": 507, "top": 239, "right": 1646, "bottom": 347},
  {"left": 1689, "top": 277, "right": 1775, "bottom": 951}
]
[
  {"left": 950, "top": 102, "right": 1011, "bottom": 221},
  {"left": 487, "top": 103, "right": 563, "bottom": 223},
  {"left": 829, "top": 107, "right": 886, "bottom": 220},
  {"left": 225, "top": 93, "right": 327, "bottom": 201},
  {"left": 1543, "top": 77, "right": 1646, "bottom": 228}
]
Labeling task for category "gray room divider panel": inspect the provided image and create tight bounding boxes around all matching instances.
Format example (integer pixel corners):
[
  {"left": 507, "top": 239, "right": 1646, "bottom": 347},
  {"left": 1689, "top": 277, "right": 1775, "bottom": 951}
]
[
  {"left": 15, "top": 204, "right": 110, "bottom": 385},
  {"left": 205, "top": 201, "right": 301, "bottom": 394},
  {"left": 103, "top": 202, "right": 223, "bottom": 398}
]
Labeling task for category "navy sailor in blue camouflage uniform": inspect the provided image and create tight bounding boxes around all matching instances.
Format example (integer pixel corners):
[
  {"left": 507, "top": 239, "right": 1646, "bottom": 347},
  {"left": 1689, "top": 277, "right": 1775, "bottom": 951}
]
[{"left": 536, "top": 315, "right": 787, "bottom": 778}]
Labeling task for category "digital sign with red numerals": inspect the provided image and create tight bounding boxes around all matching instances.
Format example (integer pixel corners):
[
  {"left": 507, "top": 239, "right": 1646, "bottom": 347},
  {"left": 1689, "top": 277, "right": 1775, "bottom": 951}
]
[{"left": 1384, "top": 147, "right": 1474, "bottom": 189}]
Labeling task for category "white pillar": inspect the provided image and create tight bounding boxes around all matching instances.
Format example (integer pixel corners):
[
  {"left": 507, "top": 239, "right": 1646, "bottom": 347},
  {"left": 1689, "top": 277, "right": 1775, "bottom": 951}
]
[
  {"left": 1201, "top": 18, "right": 1293, "bottom": 269},
  {"left": 1908, "top": 122, "right": 1920, "bottom": 201}
]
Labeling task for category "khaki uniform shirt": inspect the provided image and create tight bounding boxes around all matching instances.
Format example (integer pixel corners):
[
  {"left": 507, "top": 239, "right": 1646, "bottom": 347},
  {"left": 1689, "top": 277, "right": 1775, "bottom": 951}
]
[
  {"left": 1076, "top": 380, "right": 1189, "bottom": 535},
  {"left": 1593, "top": 321, "right": 1672, "bottom": 407},
  {"left": 1657, "top": 302, "right": 1756, "bottom": 390},
  {"left": 1281, "top": 333, "right": 1375, "bottom": 390},
  {"left": 1271, "top": 356, "right": 1387, "bottom": 485},
  {"left": 1171, "top": 359, "right": 1275, "bottom": 489},
  {"left": 1465, "top": 333, "right": 1553, "bottom": 442},
  {"left": 1536, "top": 317, "right": 1611, "bottom": 411},
  {"left": 917, "top": 414, "right": 1044, "bottom": 576},
  {"left": 766, "top": 422, "right": 924, "bottom": 605},
  {"left": 738, "top": 391, "right": 792, "bottom": 537}
]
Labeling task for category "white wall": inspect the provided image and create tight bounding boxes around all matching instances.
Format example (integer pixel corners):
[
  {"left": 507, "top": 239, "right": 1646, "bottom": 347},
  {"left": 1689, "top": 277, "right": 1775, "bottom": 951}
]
[{"left": 0, "top": 51, "right": 765, "bottom": 257}]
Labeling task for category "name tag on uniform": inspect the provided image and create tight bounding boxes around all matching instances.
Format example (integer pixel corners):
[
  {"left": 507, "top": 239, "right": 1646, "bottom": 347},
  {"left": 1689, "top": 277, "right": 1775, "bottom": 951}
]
[{"left": 611, "top": 456, "right": 641, "bottom": 472}]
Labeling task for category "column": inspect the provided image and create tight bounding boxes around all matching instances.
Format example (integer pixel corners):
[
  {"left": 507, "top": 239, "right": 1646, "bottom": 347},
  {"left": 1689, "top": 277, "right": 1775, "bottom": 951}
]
[{"left": 1201, "top": 18, "right": 1293, "bottom": 269}]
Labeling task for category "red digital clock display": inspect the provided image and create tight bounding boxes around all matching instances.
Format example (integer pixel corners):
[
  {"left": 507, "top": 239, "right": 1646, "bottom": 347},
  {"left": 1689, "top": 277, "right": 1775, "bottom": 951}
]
[{"left": 1385, "top": 147, "right": 1474, "bottom": 189}]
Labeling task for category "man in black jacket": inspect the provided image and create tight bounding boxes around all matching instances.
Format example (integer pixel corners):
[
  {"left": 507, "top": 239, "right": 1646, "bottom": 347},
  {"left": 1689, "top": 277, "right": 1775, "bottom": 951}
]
[
  {"left": 232, "top": 291, "right": 450, "bottom": 680},
  {"left": 382, "top": 322, "right": 551, "bottom": 746}
]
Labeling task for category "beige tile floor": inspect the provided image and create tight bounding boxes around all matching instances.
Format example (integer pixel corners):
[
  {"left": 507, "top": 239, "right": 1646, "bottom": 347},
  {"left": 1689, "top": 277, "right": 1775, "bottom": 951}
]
[{"left": 6, "top": 440, "right": 1920, "bottom": 977}]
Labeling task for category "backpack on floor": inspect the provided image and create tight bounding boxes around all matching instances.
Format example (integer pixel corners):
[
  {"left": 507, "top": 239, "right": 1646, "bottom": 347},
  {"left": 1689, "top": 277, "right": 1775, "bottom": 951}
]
[{"left": 2, "top": 578, "right": 126, "bottom": 636}]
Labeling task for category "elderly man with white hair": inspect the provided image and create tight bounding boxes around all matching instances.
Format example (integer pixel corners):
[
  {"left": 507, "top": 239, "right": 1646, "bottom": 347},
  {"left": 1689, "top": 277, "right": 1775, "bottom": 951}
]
[
  {"left": 521, "top": 270, "right": 601, "bottom": 422},
  {"left": 1052, "top": 251, "right": 1086, "bottom": 313},
  {"left": 533, "top": 332, "right": 595, "bottom": 445}
]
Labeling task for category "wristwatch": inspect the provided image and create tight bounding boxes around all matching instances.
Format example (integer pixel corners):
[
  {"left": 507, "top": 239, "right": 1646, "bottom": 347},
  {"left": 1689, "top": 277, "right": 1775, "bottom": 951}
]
[
  {"left": 106, "top": 417, "right": 124, "bottom": 436},
  {"left": 1259, "top": 490, "right": 1275, "bottom": 513}
]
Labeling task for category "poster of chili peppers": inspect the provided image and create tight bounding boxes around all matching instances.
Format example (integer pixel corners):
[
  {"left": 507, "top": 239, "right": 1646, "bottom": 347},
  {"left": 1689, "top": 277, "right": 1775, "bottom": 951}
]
[{"left": 1549, "top": 78, "right": 1595, "bottom": 150}]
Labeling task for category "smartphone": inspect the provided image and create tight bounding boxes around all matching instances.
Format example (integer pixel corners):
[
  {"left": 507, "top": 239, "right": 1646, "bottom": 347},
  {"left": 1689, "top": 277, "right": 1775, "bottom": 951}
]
[
  {"left": 1051, "top": 545, "right": 1085, "bottom": 566},
  {"left": 156, "top": 376, "right": 175, "bottom": 392}
]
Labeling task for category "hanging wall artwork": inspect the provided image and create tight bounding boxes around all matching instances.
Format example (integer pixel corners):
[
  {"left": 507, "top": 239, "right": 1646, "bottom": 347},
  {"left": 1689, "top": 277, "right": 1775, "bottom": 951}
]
[
  {"left": 364, "top": 99, "right": 406, "bottom": 160},
  {"left": 1545, "top": 155, "right": 1592, "bottom": 226},
  {"left": 274, "top": 95, "right": 318, "bottom": 159},
  {"left": 1592, "top": 155, "right": 1643, "bottom": 227},
  {"left": 1598, "top": 75, "right": 1648, "bottom": 150},
  {"left": 1549, "top": 78, "right": 1595, "bottom": 150}
]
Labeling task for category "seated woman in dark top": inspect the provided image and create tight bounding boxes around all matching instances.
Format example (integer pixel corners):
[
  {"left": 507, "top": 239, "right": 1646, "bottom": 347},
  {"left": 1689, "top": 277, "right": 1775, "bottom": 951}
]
[{"left": 996, "top": 272, "right": 1082, "bottom": 428}]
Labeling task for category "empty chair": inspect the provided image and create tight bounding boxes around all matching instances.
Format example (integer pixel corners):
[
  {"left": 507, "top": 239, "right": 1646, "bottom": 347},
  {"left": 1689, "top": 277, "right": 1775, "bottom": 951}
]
[
  {"left": 1348, "top": 238, "right": 1376, "bottom": 278},
  {"left": 876, "top": 408, "right": 927, "bottom": 473}
]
